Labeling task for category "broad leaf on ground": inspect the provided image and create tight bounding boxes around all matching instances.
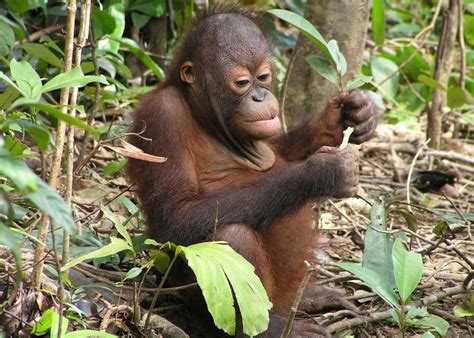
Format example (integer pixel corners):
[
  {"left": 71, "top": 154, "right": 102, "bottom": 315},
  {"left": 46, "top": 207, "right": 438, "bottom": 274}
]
[
  {"left": 392, "top": 238, "right": 423, "bottom": 303},
  {"left": 178, "top": 242, "right": 272, "bottom": 337},
  {"left": 363, "top": 202, "right": 395, "bottom": 289},
  {"left": 338, "top": 262, "right": 399, "bottom": 309}
]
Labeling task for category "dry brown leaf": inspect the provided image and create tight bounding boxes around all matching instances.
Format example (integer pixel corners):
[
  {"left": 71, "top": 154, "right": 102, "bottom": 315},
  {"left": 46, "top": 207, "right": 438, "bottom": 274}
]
[{"left": 103, "top": 144, "right": 167, "bottom": 163}]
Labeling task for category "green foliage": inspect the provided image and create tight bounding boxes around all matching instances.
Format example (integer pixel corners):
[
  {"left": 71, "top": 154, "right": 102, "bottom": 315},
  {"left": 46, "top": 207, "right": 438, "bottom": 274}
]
[
  {"left": 178, "top": 242, "right": 272, "bottom": 336},
  {"left": 269, "top": 9, "right": 371, "bottom": 92},
  {"left": 392, "top": 239, "right": 422, "bottom": 303},
  {"left": 22, "top": 42, "right": 64, "bottom": 68},
  {"left": 0, "top": 137, "right": 76, "bottom": 233},
  {"left": 108, "top": 37, "right": 164, "bottom": 81},
  {"left": 62, "top": 236, "right": 272, "bottom": 336},
  {"left": 268, "top": 9, "right": 343, "bottom": 71},
  {"left": 129, "top": 0, "right": 166, "bottom": 28},
  {"left": 97, "top": 2, "right": 126, "bottom": 53},
  {"left": 61, "top": 237, "right": 133, "bottom": 271},
  {"left": 453, "top": 292, "right": 474, "bottom": 318},
  {"left": 32, "top": 308, "right": 117, "bottom": 338},
  {"left": 371, "top": 56, "right": 399, "bottom": 99},
  {"left": 372, "top": 0, "right": 385, "bottom": 45},
  {"left": 362, "top": 202, "right": 395, "bottom": 289},
  {"left": 338, "top": 201, "right": 445, "bottom": 336},
  {"left": 0, "top": 21, "right": 15, "bottom": 56}
]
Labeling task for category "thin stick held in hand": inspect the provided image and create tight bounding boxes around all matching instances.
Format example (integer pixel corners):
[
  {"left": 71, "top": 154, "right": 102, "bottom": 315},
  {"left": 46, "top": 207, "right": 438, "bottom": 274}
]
[{"left": 340, "top": 127, "right": 354, "bottom": 149}]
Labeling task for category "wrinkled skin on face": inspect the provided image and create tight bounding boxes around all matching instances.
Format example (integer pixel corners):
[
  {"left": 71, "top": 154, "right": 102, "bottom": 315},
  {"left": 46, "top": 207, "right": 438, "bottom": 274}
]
[{"left": 179, "top": 14, "right": 281, "bottom": 166}]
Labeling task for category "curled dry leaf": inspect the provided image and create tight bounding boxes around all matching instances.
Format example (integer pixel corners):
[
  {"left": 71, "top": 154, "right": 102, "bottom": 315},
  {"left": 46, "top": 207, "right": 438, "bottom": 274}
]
[{"left": 103, "top": 140, "right": 167, "bottom": 163}]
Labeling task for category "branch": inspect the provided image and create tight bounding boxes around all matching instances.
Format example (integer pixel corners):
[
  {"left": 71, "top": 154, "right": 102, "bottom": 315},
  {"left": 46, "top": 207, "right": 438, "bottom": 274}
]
[{"left": 327, "top": 285, "right": 468, "bottom": 333}]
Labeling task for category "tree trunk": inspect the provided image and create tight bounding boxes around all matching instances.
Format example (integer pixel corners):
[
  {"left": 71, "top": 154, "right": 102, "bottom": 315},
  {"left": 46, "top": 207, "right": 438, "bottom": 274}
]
[
  {"left": 427, "top": 0, "right": 458, "bottom": 150},
  {"left": 281, "top": 0, "right": 370, "bottom": 129}
]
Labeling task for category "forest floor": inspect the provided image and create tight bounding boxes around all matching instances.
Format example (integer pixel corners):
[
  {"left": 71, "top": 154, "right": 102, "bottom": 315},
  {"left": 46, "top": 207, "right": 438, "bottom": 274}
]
[
  {"left": 1, "top": 123, "right": 473, "bottom": 337},
  {"left": 313, "top": 124, "right": 474, "bottom": 337}
]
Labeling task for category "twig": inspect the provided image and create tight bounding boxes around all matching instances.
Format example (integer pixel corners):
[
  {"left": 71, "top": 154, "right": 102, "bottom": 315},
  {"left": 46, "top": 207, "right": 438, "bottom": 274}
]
[
  {"left": 99, "top": 304, "right": 134, "bottom": 331},
  {"left": 442, "top": 192, "right": 471, "bottom": 226},
  {"left": 279, "top": 47, "right": 299, "bottom": 133},
  {"left": 76, "top": 27, "right": 101, "bottom": 170},
  {"left": 26, "top": 23, "right": 66, "bottom": 42},
  {"left": 72, "top": 263, "right": 197, "bottom": 293},
  {"left": 327, "top": 285, "right": 468, "bottom": 333},
  {"left": 426, "top": 149, "right": 474, "bottom": 165},
  {"left": 281, "top": 261, "right": 314, "bottom": 338},
  {"left": 144, "top": 251, "right": 179, "bottom": 332},
  {"left": 406, "top": 139, "right": 430, "bottom": 212}
]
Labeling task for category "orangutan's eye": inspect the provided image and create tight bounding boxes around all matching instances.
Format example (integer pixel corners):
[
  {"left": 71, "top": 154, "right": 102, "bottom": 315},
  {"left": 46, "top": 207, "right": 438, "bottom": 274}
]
[
  {"left": 257, "top": 73, "right": 270, "bottom": 81},
  {"left": 236, "top": 79, "right": 250, "bottom": 87}
]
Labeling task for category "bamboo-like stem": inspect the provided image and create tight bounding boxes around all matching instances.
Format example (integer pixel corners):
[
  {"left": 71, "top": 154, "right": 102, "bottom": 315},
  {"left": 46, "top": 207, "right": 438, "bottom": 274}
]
[
  {"left": 457, "top": 0, "right": 466, "bottom": 89},
  {"left": 32, "top": 0, "right": 77, "bottom": 289},
  {"left": 63, "top": 0, "right": 92, "bottom": 269}
]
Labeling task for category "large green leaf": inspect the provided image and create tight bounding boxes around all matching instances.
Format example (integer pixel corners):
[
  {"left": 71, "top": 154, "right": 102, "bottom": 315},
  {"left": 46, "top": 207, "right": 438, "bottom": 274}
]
[
  {"left": 417, "top": 75, "right": 445, "bottom": 91},
  {"left": 0, "top": 154, "right": 38, "bottom": 191},
  {"left": 109, "top": 37, "right": 164, "bottom": 81},
  {"left": 392, "top": 239, "right": 423, "bottom": 303},
  {"left": 363, "top": 202, "right": 395, "bottom": 289},
  {"left": 91, "top": 6, "right": 117, "bottom": 38},
  {"left": 178, "top": 242, "right": 272, "bottom": 336},
  {"left": 101, "top": 205, "right": 133, "bottom": 248},
  {"left": 268, "top": 9, "right": 336, "bottom": 68},
  {"left": 447, "top": 85, "right": 471, "bottom": 108},
  {"left": 338, "top": 262, "right": 399, "bottom": 309},
  {"left": 371, "top": 56, "right": 399, "bottom": 99},
  {"left": 65, "top": 330, "right": 117, "bottom": 337},
  {"left": 5, "top": 0, "right": 29, "bottom": 15},
  {"left": 0, "top": 153, "right": 75, "bottom": 233},
  {"left": 465, "top": 15, "right": 474, "bottom": 46},
  {"left": 10, "top": 60, "right": 42, "bottom": 100},
  {"left": 0, "top": 221, "right": 22, "bottom": 283},
  {"left": 12, "top": 100, "right": 100, "bottom": 139},
  {"left": 0, "top": 72, "right": 23, "bottom": 97},
  {"left": 410, "top": 314, "right": 449, "bottom": 336},
  {"left": 0, "top": 86, "right": 21, "bottom": 110},
  {"left": 22, "top": 43, "right": 64, "bottom": 69},
  {"left": 129, "top": 0, "right": 166, "bottom": 17},
  {"left": 97, "top": 2, "right": 126, "bottom": 53},
  {"left": 327, "top": 39, "right": 347, "bottom": 76},
  {"left": 0, "top": 21, "right": 15, "bottom": 56},
  {"left": 62, "top": 237, "right": 132, "bottom": 271},
  {"left": 27, "top": 178, "right": 76, "bottom": 233},
  {"left": 32, "top": 309, "right": 61, "bottom": 335},
  {"left": 395, "top": 47, "right": 430, "bottom": 81},
  {"left": 306, "top": 55, "right": 338, "bottom": 85},
  {"left": 372, "top": 0, "right": 385, "bottom": 45},
  {"left": 2, "top": 119, "right": 54, "bottom": 151},
  {"left": 42, "top": 67, "right": 108, "bottom": 93},
  {"left": 346, "top": 75, "right": 373, "bottom": 91}
]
